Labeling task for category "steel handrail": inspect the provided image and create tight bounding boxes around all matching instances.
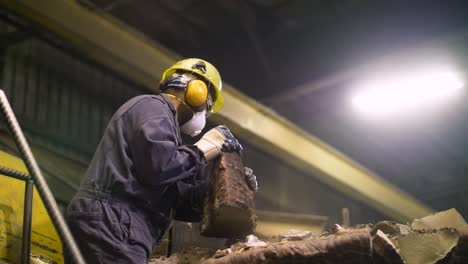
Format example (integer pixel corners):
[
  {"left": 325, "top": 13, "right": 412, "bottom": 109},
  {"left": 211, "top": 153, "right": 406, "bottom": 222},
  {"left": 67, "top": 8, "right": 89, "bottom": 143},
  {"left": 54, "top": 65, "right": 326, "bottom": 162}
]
[
  {"left": 0, "top": 89, "right": 86, "bottom": 264},
  {"left": 0, "top": 166, "right": 32, "bottom": 264}
]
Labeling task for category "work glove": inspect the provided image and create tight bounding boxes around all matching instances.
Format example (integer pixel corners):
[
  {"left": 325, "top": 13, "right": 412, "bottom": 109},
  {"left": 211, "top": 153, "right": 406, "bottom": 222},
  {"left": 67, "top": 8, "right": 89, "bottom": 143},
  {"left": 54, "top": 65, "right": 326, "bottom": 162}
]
[
  {"left": 244, "top": 167, "right": 258, "bottom": 193},
  {"left": 194, "top": 125, "right": 243, "bottom": 162}
]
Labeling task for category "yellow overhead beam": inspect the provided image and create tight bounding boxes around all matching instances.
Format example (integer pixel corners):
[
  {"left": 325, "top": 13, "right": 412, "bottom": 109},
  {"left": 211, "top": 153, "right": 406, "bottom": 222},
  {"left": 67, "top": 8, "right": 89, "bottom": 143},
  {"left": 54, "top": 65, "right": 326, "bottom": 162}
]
[{"left": 0, "top": 0, "right": 433, "bottom": 221}]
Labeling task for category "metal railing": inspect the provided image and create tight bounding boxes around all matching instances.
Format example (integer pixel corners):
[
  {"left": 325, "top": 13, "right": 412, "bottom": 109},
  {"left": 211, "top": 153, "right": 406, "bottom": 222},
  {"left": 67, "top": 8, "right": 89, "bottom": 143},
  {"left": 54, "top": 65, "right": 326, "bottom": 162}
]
[
  {"left": 0, "top": 89, "right": 85, "bottom": 264},
  {"left": 0, "top": 166, "right": 33, "bottom": 264}
]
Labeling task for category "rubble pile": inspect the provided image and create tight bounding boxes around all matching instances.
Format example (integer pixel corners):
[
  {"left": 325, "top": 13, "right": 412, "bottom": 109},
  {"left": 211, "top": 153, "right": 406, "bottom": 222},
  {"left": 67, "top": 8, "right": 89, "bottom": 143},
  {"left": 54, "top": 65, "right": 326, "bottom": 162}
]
[
  {"left": 200, "top": 153, "right": 256, "bottom": 238},
  {"left": 149, "top": 248, "right": 216, "bottom": 264},
  {"left": 200, "top": 209, "right": 468, "bottom": 264},
  {"left": 204, "top": 228, "right": 372, "bottom": 264}
]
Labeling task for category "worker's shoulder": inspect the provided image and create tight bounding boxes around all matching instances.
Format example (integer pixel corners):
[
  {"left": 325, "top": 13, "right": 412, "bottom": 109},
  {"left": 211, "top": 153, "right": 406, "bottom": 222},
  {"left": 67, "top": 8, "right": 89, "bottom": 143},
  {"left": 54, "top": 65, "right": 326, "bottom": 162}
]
[
  {"left": 115, "top": 94, "right": 171, "bottom": 122},
  {"left": 126, "top": 94, "right": 167, "bottom": 108}
]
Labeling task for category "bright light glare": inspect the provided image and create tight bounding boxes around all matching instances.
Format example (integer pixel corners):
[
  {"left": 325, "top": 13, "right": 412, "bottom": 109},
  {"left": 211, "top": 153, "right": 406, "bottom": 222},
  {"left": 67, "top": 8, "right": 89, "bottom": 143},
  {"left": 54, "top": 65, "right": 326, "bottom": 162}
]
[{"left": 352, "top": 72, "right": 464, "bottom": 114}]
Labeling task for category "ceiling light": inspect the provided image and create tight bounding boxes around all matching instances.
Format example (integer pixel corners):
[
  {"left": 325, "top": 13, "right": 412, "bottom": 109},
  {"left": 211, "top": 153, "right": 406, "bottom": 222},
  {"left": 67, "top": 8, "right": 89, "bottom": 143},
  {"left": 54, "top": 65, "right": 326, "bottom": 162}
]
[{"left": 352, "top": 71, "right": 463, "bottom": 114}]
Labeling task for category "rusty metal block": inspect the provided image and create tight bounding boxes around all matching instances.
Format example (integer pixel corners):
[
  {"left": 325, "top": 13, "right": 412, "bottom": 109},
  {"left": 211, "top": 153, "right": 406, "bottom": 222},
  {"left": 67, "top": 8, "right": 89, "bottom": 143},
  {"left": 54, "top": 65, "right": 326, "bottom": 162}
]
[{"left": 200, "top": 152, "right": 255, "bottom": 238}]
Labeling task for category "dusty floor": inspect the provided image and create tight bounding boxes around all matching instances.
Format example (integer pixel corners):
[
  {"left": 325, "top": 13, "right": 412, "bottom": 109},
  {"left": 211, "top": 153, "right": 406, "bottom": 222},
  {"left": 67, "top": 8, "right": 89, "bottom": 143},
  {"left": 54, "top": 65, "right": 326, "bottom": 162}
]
[{"left": 149, "top": 247, "right": 216, "bottom": 264}]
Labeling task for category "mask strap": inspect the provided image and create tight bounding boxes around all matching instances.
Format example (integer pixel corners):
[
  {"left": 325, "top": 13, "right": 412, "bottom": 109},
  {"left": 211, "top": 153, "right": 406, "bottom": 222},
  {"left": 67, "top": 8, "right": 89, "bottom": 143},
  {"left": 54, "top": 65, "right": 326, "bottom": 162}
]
[{"left": 164, "top": 93, "right": 195, "bottom": 114}]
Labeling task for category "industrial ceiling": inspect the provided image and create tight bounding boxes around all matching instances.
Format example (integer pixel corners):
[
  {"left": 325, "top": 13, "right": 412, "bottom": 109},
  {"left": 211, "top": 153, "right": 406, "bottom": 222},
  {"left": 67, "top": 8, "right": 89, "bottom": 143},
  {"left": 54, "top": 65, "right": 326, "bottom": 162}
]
[
  {"left": 83, "top": 0, "right": 468, "bottom": 217},
  {"left": 0, "top": 0, "right": 467, "bottom": 222}
]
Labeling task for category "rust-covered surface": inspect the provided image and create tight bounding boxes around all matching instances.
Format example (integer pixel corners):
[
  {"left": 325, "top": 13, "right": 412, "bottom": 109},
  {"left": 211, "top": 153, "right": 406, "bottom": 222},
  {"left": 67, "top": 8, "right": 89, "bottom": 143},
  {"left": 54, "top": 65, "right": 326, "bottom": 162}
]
[
  {"left": 200, "top": 153, "right": 255, "bottom": 238},
  {"left": 202, "top": 228, "right": 372, "bottom": 264},
  {"left": 149, "top": 209, "right": 468, "bottom": 264}
]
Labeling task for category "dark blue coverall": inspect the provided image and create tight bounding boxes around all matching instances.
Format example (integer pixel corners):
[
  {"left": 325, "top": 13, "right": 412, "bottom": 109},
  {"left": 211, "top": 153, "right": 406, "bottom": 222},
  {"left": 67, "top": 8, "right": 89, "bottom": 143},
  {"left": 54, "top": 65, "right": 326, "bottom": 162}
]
[{"left": 66, "top": 94, "right": 207, "bottom": 263}]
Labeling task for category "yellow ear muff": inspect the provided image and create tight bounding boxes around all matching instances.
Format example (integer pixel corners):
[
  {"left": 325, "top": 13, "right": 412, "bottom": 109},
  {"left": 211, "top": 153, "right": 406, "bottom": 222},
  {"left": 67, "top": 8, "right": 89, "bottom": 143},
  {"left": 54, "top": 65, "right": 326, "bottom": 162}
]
[{"left": 186, "top": 79, "right": 208, "bottom": 107}]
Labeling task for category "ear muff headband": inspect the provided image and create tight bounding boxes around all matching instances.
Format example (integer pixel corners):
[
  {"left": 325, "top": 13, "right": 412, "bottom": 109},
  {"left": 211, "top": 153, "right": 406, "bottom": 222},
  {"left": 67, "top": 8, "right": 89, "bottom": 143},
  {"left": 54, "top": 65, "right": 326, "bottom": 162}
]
[
  {"left": 160, "top": 72, "right": 209, "bottom": 108},
  {"left": 164, "top": 93, "right": 195, "bottom": 114}
]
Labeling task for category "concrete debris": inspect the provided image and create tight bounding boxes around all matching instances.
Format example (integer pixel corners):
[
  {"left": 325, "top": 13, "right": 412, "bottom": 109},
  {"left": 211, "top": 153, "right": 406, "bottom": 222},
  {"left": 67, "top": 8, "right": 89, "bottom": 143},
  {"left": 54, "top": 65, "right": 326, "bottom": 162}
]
[
  {"left": 209, "top": 235, "right": 267, "bottom": 260},
  {"left": 333, "top": 224, "right": 345, "bottom": 234},
  {"left": 278, "top": 229, "right": 313, "bottom": 241},
  {"left": 372, "top": 230, "right": 404, "bottom": 264},
  {"left": 155, "top": 209, "right": 468, "bottom": 263},
  {"left": 245, "top": 235, "right": 267, "bottom": 247},
  {"left": 149, "top": 255, "right": 181, "bottom": 264},
  {"left": 371, "top": 221, "right": 412, "bottom": 237},
  {"left": 393, "top": 228, "right": 460, "bottom": 264},
  {"left": 439, "top": 227, "right": 468, "bottom": 263},
  {"left": 149, "top": 247, "right": 216, "bottom": 264},
  {"left": 201, "top": 228, "right": 372, "bottom": 264},
  {"left": 411, "top": 208, "right": 467, "bottom": 231},
  {"left": 371, "top": 209, "right": 468, "bottom": 264}
]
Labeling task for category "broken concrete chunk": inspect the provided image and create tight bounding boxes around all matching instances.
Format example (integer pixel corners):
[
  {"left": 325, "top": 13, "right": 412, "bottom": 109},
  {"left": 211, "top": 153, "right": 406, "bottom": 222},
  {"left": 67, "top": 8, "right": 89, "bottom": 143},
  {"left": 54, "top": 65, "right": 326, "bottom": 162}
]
[
  {"left": 278, "top": 229, "right": 313, "bottom": 241},
  {"left": 371, "top": 221, "right": 412, "bottom": 237},
  {"left": 245, "top": 235, "right": 267, "bottom": 248},
  {"left": 398, "top": 224, "right": 412, "bottom": 235},
  {"left": 437, "top": 229, "right": 468, "bottom": 263},
  {"left": 392, "top": 228, "right": 460, "bottom": 264},
  {"left": 411, "top": 208, "right": 466, "bottom": 231},
  {"left": 158, "top": 210, "right": 468, "bottom": 263},
  {"left": 372, "top": 230, "right": 404, "bottom": 264}
]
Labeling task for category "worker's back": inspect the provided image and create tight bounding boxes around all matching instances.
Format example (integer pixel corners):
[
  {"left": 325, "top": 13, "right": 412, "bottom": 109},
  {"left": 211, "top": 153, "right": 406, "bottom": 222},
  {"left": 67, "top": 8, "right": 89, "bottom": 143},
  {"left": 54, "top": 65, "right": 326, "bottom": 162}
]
[{"left": 65, "top": 94, "right": 206, "bottom": 263}]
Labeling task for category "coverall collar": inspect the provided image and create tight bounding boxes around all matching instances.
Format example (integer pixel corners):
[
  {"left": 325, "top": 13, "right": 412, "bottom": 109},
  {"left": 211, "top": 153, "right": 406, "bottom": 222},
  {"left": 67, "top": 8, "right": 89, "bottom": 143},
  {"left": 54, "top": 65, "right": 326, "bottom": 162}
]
[
  {"left": 160, "top": 93, "right": 183, "bottom": 145},
  {"left": 160, "top": 93, "right": 177, "bottom": 116}
]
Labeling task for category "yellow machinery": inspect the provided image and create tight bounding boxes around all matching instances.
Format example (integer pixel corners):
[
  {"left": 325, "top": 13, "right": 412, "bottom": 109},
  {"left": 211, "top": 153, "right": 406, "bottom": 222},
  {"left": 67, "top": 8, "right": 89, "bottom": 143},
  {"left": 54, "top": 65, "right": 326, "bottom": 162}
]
[
  {"left": 0, "top": 150, "right": 63, "bottom": 263},
  {"left": 0, "top": 89, "right": 85, "bottom": 264}
]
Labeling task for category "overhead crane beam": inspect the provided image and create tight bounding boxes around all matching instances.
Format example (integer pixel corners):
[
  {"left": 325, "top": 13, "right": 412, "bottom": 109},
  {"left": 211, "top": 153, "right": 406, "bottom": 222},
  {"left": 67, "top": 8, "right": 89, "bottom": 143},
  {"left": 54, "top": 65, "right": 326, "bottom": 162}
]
[{"left": 0, "top": 0, "right": 433, "bottom": 221}]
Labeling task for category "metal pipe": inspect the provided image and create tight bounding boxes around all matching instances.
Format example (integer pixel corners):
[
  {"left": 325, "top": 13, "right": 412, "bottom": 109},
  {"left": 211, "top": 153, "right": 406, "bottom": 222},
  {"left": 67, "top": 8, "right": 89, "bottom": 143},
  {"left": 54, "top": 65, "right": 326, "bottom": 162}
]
[
  {"left": 0, "top": 141, "right": 80, "bottom": 192},
  {"left": 0, "top": 165, "right": 33, "bottom": 263},
  {"left": 166, "top": 225, "right": 173, "bottom": 257},
  {"left": 0, "top": 165, "right": 30, "bottom": 181},
  {"left": 21, "top": 180, "right": 33, "bottom": 264},
  {"left": 341, "top": 208, "right": 350, "bottom": 227},
  {"left": 0, "top": 90, "right": 86, "bottom": 264}
]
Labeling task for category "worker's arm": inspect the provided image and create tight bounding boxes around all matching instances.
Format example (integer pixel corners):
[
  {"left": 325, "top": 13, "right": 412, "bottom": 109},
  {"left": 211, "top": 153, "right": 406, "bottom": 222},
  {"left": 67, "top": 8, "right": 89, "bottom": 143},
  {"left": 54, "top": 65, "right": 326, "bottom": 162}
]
[
  {"left": 130, "top": 115, "right": 205, "bottom": 187},
  {"left": 171, "top": 125, "right": 245, "bottom": 221},
  {"left": 173, "top": 179, "right": 209, "bottom": 222},
  {"left": 131, "top": 114, "right": 210, "bottom": 222},
  {"left": 173, "top": 165, "right": 259, "bottom": 222}
]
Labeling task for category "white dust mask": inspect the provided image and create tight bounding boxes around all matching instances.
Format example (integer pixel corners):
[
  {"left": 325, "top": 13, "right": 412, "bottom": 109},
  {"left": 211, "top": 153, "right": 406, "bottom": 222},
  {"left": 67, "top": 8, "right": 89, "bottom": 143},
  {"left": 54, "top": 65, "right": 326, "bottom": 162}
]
[{"left": 180, "top": 110, "right": 206, "bottom": 137}]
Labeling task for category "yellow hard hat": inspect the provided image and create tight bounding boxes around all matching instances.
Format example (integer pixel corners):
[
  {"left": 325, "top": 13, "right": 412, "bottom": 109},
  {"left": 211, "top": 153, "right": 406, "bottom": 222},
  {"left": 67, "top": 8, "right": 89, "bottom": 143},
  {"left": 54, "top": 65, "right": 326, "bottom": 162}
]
[{"left": 161, "top": 58, "right": 224, "bottom": 114}]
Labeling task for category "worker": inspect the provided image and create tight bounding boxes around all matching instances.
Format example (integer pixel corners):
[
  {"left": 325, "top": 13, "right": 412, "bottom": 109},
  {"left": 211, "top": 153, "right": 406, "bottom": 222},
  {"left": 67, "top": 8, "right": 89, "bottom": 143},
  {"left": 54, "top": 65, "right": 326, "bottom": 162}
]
[{"left": 65, "top": 58, "right": 257, "bottom": 263}]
